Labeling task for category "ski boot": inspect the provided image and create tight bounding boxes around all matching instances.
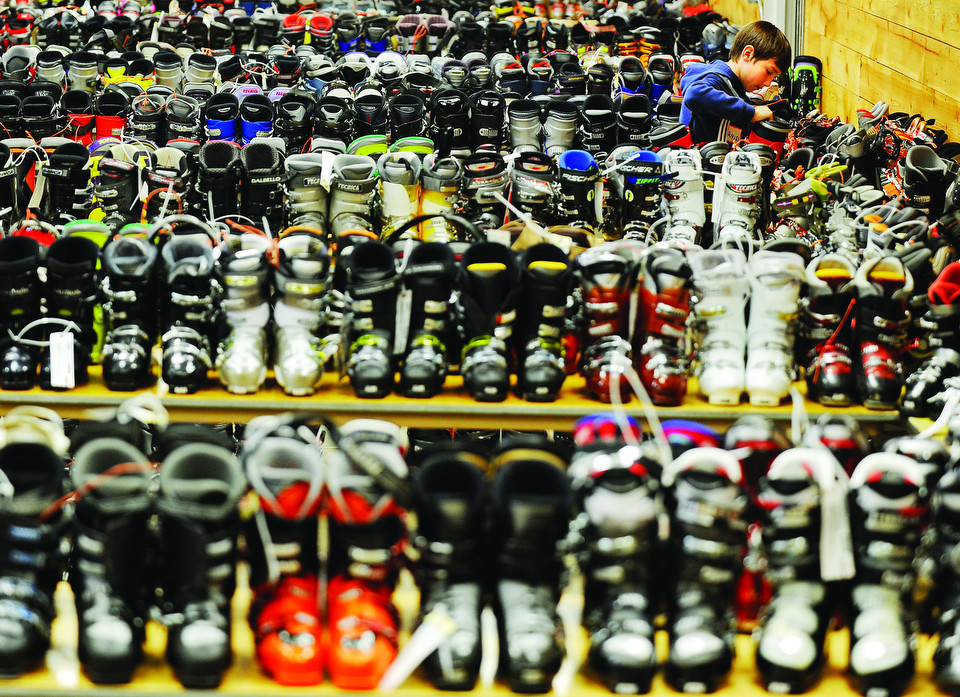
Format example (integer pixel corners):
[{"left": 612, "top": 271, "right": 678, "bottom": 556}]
[
  {"left": 745, "top": 251, "right": 806, "bottom": 405},
  {"left": 714, "top": 149, "right": 762, "bottom": 246},
  {"left": 574, "top": 242, "right": 641, "bottom": 403},
  {"left": 490, "top": 437, "right": 571, "bottom": 693},
  {"left": 690, "top": 248, "right": 748, "bottom": 405},
  {"left": 0, "top": 236, "right": 43, "bottom": 390},
  {"left": 662, "top": 447, "right": 748, "bottom": 693},
  {"left": 100, "top": 235, "right": 158, "bottom": 391},
  {"left": 457, "top": 241, "right": 521, "bottom": 402},
  {"left": 754, "top": 448, "right": 839, "bottom": 693},
  {"left": 69, "top": 436, "right": 153, "bottom": 684},
  {"left": 344, "top": 240, "right": 400, "bottom": 398},
  {"left": 931, "top": 469, "right": 960, "bottom": 694},
  {"left": 853, "top": 255, "right": 913, "bottom": 409},
  {"left": 411, "top": 445, "right": 488, "bottom": 690},
  {"left": 0, "top": 441, "right": 67, "bottom": 676},
  {"left": 569, "top": 414, "right": 660, "bottom": 693},
  {"left": 634, "top": 246, "right": 692, "bottom": 406},
  {"left": 399, "top": 242, "right": 457, "bottom": 398},
  {"left": 273, "top": 231, "right": 331, "bottom": 396},
  {"left": 661, "top": 148, "right": 706, "bottom": 246},
  {"left": 243, "top": 415, "right": 325, "bottom": 685},
  {"left": 215, "top": 234, "right": 272, "bottom": 394},
  {"left": 323, "top": 419, "right": 410, "bottom": 690},
  {"left": 847, "top": 452, "right": 928, "bottom": 697},
  {"left": 797, "top": 254, "right": 858, "bottom": 407},
  {"left": 514, "top": 243, "right": 575, "bottom": 402},
  {"left": 156, "top": 437, "right": 246, "bottom": 688}
]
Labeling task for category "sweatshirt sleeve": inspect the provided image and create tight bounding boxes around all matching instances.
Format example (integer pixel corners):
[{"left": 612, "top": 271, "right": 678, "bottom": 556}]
[{"left": 682, "top": 72, "right": 755, "bottom": 127}]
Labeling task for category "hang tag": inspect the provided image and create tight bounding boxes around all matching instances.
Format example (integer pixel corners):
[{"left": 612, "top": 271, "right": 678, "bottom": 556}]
[
  {"left": 393, "top": 288, "right": 413, "bottom": 356},
  {"left": 593, "top": 179, "right": 604, "bottom": 225},
  {"left": 819, "top": 478, "right": 855, "bottom": 581},
  {"left": 378, "top": 608, "right": 456, "bottom": 691},
  {"left": 711, "top": 172, "right": 726, "bottom": 226},
  {"left": 49, "top": 331, "right": 76, "bottom": 390},
  {"left": 487, "top": 227, "right": 511, "bottom": 246},
  {"left": 28, "top": 167, "right": 46, "bottom": 211},
  {"left": 320, "top": 150, "right": 335, "bottom": 191}
]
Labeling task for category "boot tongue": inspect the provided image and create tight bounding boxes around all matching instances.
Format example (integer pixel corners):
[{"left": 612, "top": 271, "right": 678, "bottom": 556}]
[
  {"left": 382, "top": 159, "right": 416, "bottom": 185},
  {"left": 527, "top": 259, "right": 565, "bottom": 279},
  {"left": 467, "top": 261, "right": 506, "bottom": 279}
]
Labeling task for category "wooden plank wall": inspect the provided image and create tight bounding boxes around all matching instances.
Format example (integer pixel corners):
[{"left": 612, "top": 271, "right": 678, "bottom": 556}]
[
  {"left": 702, "top": 0, "right": 960, "bottom": 140},
  {"left": 802, "top": 0, "right": 960, "bottom": 138}
]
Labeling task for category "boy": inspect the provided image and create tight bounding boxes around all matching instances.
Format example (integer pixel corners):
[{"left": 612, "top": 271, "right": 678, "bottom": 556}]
[{"left": 680, "top": 20, "right": 791, "bottom": 144}]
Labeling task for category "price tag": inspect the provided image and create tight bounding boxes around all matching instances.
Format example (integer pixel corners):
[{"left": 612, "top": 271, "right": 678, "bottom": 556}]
[
  {"left": 49, "top": 331, "right": 76, "bottom": 390},
  {"left": 394, "top": 288, "right": 413, "bottom": 356}
]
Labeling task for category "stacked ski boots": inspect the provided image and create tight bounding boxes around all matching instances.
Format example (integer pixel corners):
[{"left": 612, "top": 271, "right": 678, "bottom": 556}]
[
  {"left": 243, "top": 415, "right": 325, "bottom": 685},
  {"left": 690, "top": 248, "right": 748, "bottom": 405},
  {"left": 798, "top": 254, "right": 859, "bottom": 407},
  {"left": 0, "top": 236, "right": 44, "bottom": 390},
  {"left": 745, "top": 250, "right": 806, "bottom": 405},
  {"left": 574, "top": 241, "right": 642, "bottom": 403},
  {"left": 753, "top": 448, "right": 843, "bottom": 693},
  {"left": 568, "top": 414, "right": 661, "bottom": 693},
  {"left": 662, "top": 447, "right": 748, "bottom": 693},
  {"left": 323, "top": 419, "right": 410, "bottom": 690},
  {"left": 633, "top": 246, "right": 692, "bottom": 406},
  {"left": 846, "top": 452, "right": 928, "bottom": 697}
]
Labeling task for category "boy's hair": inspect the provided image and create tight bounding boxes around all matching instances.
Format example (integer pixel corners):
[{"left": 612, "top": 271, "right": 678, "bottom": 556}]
[{"left": 729, "top": 20, "right": 791, "bottom": 73}]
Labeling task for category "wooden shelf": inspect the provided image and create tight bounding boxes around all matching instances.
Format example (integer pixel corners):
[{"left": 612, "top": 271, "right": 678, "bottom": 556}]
[{"left": 0, "top": 368, "right": 900, "bottom": 431}]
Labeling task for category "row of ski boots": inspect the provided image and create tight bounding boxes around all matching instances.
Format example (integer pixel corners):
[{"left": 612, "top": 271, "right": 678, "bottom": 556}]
[{"left": 5, "top": 402, "right": 956, "bottom": 696}]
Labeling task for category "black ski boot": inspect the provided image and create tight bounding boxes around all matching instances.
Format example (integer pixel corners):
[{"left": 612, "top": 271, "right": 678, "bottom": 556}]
[
  {"left": 662, "top": 446, "right": 748, "bottom": 693},
  {"left": 100, "top": 235, "right": 158, "bottom": 391},
  {"left": 40, "top": 235, "right": 101, "bottom": 390},
  {"left": 0, "top": 441, "right": 66, "bottom": 676},
  {"left": 514, "top": 242, "right": 575, "bottom": 402},
  {"left": 754, "top": 448, "right": 836, "bottom": 693},
  {"left": 569, "top": 414, "right": 660, "bottom": 693},
  {"left": 931, "top": 469, "right": 960, "bottom": 695},
  {"left": 0, "top": 236, "right": 43, "bottom": 390},
  {"left": 344, "top": 240, "right": 400, "bottom": 398},
  {"left": 847, "top": 452, "right": 928, "bottom": 697},
  {"left": 489, "top": 437, "right": 571, "bottom": 694},
  {"left": 156, "top": 438, "right": 245, "bottom": 688},
  {"left": 411, "top": 445, "right": 488, "bottom": 690},
  {"left": 69, "top": 437, "right": 153, "bottom": 684},
  {"left": 457, "top": 241, "right": 521, "bottom": 402},
  {"left": 399, "top": 241, "right": 457, "bottom": 398},
  {"left": 157, "top": 232, "right": 220, "bottom": 393}
]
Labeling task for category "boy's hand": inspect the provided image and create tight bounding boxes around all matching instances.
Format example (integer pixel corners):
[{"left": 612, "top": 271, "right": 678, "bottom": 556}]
[{"left": 752, "top": 105, "right": 774, "bottom": 123}]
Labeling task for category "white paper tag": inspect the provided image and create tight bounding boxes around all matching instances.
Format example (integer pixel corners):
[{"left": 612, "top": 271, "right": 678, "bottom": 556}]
[
  {"left": 49, "top": 331, "right": 76, "bottom": 390},
  {"left": 819, "top": 476, "right": 855, "bottom": 581},
  {"left": 711, "top": 172, "right": 726, "bottom": 226},
  {"left": 28, "top": 168, "right": 46, "bottom": 211},
  {"left": 487, "top": 227, "right": 511, "bottom": 246},
  {"left": 394, "top": 288, "right": 413, "bottom": 356},
  {"left": 320, "top": 151, "right": 335, "bottom": 191}
]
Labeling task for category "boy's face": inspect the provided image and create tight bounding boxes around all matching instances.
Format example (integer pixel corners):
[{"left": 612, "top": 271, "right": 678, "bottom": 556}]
[{"left": 738, "top": 46, "right": 781, "bottom": 92}]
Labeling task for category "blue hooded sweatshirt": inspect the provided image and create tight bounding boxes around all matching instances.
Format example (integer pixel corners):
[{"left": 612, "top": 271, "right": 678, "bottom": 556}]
[{"left": 680, "top": 61, "right": 756, "bottom": 144}]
